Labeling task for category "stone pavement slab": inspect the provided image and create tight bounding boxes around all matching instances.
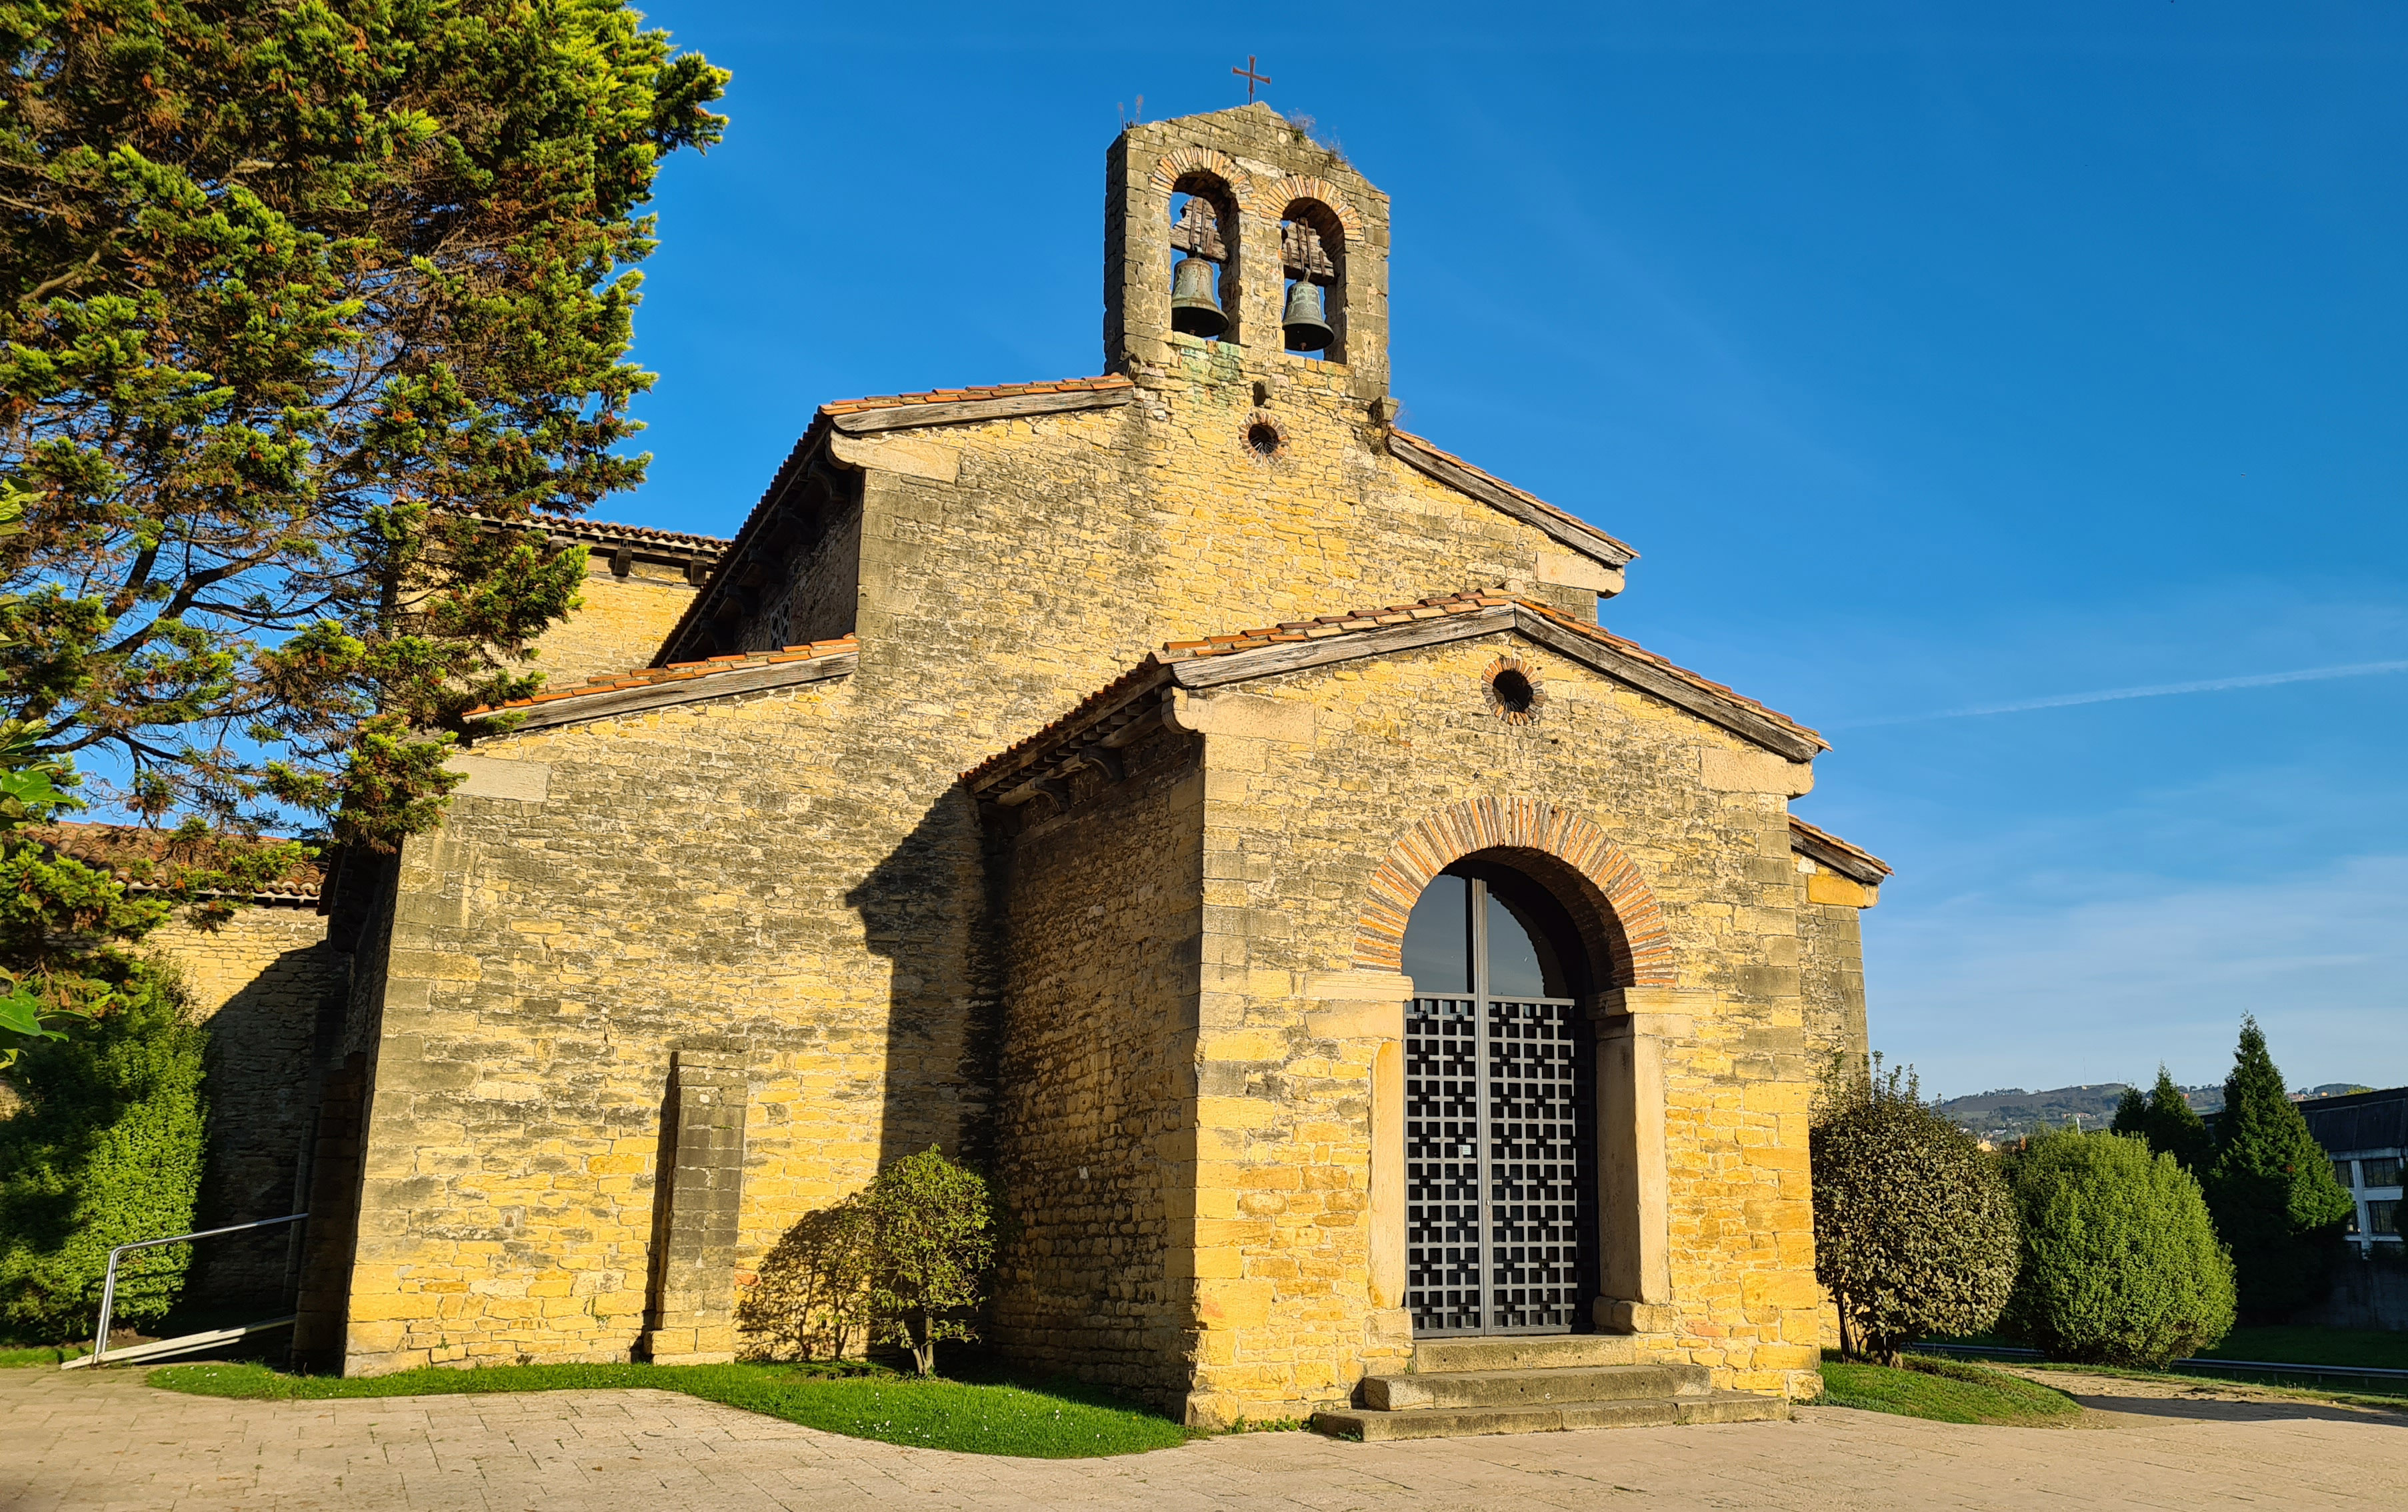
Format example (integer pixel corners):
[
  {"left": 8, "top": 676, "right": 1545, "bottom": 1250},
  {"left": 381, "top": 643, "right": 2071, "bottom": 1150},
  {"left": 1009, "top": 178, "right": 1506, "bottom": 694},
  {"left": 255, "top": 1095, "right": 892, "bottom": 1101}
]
[{"left": 1, "top": 1365, "right": 2401, "bottom": 1511}]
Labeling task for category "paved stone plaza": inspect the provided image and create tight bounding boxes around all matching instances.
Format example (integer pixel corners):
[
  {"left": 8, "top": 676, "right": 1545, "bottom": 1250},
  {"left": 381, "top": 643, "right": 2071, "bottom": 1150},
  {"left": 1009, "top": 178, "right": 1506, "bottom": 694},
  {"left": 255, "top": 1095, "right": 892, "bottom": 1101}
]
[{"left": 2, "top": 1367, "right": 2401, "bottom": 1511}]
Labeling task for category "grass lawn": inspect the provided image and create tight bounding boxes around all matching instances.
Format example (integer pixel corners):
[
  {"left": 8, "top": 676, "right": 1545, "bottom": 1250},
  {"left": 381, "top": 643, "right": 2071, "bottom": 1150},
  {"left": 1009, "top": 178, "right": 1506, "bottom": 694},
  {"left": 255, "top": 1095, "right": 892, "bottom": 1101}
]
[
  {"left": 1815, "top": 1352, "right": 2081, "bottom": 1426},
  {"left": 150, "top": 1360, "right": 1194, "bottom": 1458},
  {"left": 2195, "top": 1325, "right": 2408, "bottom": 1372},
  {"left": 0, "top": 1343, "right": 86, "bottom": 1367}
]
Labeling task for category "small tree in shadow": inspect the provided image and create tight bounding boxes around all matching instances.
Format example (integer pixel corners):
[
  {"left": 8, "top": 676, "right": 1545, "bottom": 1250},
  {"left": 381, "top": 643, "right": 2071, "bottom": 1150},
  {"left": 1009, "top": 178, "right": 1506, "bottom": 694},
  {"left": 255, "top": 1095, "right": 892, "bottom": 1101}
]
[
  {"left": 865, "top": 1146, "right": 999, "bottom": 1377},
  {"left": 740, "top": 1197, "right": 876, "bottom": 1362}
]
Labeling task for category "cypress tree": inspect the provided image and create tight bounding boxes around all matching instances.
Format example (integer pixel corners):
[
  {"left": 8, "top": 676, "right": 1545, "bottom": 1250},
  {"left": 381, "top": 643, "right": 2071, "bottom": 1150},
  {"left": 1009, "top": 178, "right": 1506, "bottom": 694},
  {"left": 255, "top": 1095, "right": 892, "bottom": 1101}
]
[
  {"left": 2111, "top": 1086, "right": 2149, "bottom": 1139},
  {"left": 2205, "top": 1017, "right": 2354, "bottom": 1318},
  {"left": 2141, "top": 1067, "right": 2213, "bottom": 1173}
]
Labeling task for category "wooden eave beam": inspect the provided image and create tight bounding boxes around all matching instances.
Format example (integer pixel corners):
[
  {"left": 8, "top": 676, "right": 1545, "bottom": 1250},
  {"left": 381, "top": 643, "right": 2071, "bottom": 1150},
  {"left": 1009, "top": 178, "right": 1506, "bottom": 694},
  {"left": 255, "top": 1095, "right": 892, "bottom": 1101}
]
[
  {"left": 468, "top": 653, "right": 858, "bottom": 735},
  {"left": 1790, "top": 829, "right": 1891, "bottom": 886},
  {"left": 829, "top": 386, "right": 1135, "bottom": 435}
]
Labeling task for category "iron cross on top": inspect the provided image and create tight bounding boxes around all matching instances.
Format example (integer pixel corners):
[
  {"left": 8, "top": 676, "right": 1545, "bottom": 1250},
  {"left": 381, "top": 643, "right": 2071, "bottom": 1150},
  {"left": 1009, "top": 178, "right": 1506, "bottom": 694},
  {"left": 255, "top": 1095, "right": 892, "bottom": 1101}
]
[{"left": 1232, "top": 56, "right": 1269, "bottom": 103}]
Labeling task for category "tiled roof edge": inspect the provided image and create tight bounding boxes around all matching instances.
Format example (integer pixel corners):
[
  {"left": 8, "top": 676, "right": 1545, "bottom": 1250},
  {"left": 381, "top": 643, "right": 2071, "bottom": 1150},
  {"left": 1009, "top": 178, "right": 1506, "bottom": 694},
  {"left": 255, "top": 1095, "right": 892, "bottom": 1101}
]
[
  {"left": 1789, "top": 817, "right": 1891, "bottom": 883},
  {"left": 453, "top": 511, "right": 731, "bottom": 555},
  {"left": 1511, "top": 598, "right": 1827, "bottom": 754},
  {"left": 963, "top": 586, "right": 1831, "bottom": 793},
  {"left": 466, "top": 635, "right": 861, "bottom": 723},
  {"left": 1385, "top": 429, "right": 1639, "bottom": 569}
]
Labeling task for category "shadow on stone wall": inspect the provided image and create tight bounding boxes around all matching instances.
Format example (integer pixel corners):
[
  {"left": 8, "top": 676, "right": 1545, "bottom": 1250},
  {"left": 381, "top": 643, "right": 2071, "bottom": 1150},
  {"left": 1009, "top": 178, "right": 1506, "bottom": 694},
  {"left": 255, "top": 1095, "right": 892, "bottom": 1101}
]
[
  {"left": 847, "top": 781, "right": 1003, "bottom": 1177},
  {"left": 185, "top": 939, "right": 347, "bottom": 1313}
]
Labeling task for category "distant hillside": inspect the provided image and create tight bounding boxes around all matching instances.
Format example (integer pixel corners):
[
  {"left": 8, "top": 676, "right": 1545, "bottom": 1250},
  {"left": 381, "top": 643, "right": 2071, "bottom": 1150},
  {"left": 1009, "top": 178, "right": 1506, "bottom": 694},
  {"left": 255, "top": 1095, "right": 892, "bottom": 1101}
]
[
  {"left": 1935, "top": 1085, "right": 2137, "bottom": 1143},
  {"left": 1934, "top": 1081, "right": 2369, "bottom": 1143}
]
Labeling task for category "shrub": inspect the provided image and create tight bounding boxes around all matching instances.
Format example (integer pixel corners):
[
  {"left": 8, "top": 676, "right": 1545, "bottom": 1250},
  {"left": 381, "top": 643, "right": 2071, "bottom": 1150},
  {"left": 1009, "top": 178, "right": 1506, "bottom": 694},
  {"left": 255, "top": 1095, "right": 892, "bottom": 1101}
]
[
  {"left": 864, "top": 1147, "right": 1000, "bottom": 1377},
  {"left": 2205, "top": 1017, "right": 2354, "bottom": 1319},
  {"left": 0, "top": 963, "right": 207, "bottom": 1339},
  {"left": 1811, "top": 1058, "right": 2021, "bottom": 1364},
  {"left": 2001, "top": 1128, "right": 2235, "bottom": 1367}
]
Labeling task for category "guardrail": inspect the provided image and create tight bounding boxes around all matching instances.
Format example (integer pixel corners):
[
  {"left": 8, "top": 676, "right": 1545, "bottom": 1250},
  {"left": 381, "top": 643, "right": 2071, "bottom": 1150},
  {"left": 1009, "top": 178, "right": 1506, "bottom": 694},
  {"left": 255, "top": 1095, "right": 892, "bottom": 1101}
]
[
  {"left": 61, "top": 1213, "right": 307, "bottom": 1371},
  {"left": 1915, "top": 1340, "right": 2408, "bottom": 1385}
]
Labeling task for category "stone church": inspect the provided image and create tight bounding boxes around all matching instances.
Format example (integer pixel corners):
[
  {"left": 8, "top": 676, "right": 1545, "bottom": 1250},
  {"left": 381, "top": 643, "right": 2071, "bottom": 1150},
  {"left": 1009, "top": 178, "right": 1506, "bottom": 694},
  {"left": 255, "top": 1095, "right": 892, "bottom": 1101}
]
[{"left": 169, "top": 105, "right": 1891, "bottom": 1430}]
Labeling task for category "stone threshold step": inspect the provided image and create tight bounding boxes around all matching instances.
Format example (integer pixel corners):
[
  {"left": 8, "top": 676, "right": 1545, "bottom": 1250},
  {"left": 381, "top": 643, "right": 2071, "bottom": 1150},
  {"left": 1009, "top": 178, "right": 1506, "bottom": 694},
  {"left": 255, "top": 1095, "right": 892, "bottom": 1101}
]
[
  {"left": 1313, "top": 1391, "right": 1789, "bottom": 1443},
  {"left": 1364, "top": 1362, "right": 1709, "bottom": 1411},
  {"left": 1411, "top": 1335, "right": 1645, "bottom": 1373}
]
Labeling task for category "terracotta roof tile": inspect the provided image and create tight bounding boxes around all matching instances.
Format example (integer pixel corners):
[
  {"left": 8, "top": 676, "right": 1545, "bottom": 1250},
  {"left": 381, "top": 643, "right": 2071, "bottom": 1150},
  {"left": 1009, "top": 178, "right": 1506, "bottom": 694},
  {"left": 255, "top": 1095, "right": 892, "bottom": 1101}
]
[
  {"left": 454, "top": 511, "right": 731, "bottom": 554},
  {"left": 964, "top": 588, "right": 1825, "bottom": 792},
  {"left": 465, "top": 635, "right": 859, "bottom": 718},
  {"left": 820, "top": 375, "right": 1132, "bottom": 417},
  {"left": 28, "top": 822, "right": 325, "bottom": 902}
]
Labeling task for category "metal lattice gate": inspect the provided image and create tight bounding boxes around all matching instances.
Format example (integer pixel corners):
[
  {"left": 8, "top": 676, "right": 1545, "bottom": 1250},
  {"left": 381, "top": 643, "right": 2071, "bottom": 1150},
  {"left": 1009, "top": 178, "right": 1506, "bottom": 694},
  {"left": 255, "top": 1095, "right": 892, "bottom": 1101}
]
[{"left": 1404, "top": 994, "right": 1587, "bottom": 1336}]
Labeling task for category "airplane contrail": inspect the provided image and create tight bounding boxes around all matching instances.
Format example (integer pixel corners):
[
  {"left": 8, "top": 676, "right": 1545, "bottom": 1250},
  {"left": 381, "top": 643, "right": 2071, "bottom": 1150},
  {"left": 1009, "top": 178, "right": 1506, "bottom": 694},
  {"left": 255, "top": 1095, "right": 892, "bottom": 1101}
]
[{"left": 1835, "top": 659, "right": 2408, "bottom": 730}]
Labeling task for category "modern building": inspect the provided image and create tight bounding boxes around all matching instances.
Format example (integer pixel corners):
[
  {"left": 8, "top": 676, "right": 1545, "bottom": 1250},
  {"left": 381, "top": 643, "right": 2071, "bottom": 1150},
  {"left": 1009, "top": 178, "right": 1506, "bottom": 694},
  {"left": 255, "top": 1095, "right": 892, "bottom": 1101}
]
[{"left": 2302, "top": 1087, "right": 2406, "bottom": 1253}]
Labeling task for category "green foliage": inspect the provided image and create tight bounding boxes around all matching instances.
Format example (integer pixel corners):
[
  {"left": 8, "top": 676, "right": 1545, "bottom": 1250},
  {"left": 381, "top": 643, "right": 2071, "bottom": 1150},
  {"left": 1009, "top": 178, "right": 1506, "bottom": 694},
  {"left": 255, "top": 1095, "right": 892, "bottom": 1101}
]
[
  {"left": 739, "top": 1195, "right": 879, "bottom": 1362},
  {"left": 1815, "top": 1352, "right": 2081, "bottom": 1425},
  {"left": 153, "top": 1360, "right": 1192, "bottom": 1458},
  {"left": 2137, "top": 1067, "right": 2213, "bottom": 1171},
  {"left": 0, "top": 964, "right": 206, "bottom": 1338},
  {"left": 2205, "top": 1017, "right": 2355, "bottom": 1318},
  {"left": 865, "top": 1147, "right": 1001, "bottom": 1377},
  {"left": 1810, "top": 1056, "right": 2021, "bottom": 1365},
  {"left": 0, "top": 1, "right": 725, "bottom": 850},
  {"left": 2001, "top": 1128, "right": 2235, "bottom": 1367}
]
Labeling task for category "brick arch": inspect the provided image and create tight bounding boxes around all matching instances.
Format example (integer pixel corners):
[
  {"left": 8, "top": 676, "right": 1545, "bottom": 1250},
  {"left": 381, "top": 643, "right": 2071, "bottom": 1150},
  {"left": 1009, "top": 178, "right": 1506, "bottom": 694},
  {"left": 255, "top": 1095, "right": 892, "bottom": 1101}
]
[
  {"left": 1272, "top": 175, "right": 1362, "bottom": 236},
  {"left": 1353, "top": 797, "right": 1675, "bottom": 989},
  {"left": 1151, "top": 147, "right": 1253, "bottom": 207}
]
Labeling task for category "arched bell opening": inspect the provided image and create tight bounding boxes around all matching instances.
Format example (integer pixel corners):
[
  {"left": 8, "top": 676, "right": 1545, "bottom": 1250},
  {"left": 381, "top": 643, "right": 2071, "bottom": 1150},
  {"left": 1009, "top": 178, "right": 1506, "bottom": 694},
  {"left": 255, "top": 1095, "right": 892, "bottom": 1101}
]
[
  {"left": 1398, "top": 854, "right": 1599, "bottom": 1337},
  {"left": 1278, "top": 198, "right": 1345, "bottom": 361},
  {"left": 1168, "top": 173, "right": 1237, "bottom": 342}
]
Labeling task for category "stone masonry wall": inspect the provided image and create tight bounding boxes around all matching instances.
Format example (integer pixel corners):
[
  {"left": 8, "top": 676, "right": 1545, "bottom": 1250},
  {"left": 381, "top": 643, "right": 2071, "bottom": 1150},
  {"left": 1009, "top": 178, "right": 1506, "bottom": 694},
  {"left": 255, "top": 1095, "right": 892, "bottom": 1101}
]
[
  {"left": 147, "top": 905, "right": 347, "bottom": 1306},
  {"left": 1796, "top": 895, "right": 1870, "bottom": 1078},
  {"left": 335, "top": 107, "right": 1814, "bottom": 1385},
  {"left": 1173, "top": 634, "right": 1825, "bottom": 1417},
  {"left": 987, "top": 721, "right": 1204, "bottom": 1404},
  {"left": 531, "top": 555, "right": 705, "bottom": 687}
]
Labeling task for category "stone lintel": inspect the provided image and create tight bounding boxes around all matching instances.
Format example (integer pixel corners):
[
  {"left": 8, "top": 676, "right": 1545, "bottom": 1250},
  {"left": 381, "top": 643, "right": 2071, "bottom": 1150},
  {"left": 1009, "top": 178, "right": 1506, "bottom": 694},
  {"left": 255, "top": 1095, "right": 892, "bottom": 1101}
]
[{"left": 1805, "top": 871, "right": 1880, "bottom": 909}]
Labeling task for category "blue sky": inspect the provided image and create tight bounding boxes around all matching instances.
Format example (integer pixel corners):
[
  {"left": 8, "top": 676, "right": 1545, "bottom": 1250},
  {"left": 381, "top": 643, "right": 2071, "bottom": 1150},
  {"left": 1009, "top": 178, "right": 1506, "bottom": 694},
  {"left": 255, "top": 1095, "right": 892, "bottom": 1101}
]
[{"left": 619, "top": 1, "right": 2408, "bottom": 1098}]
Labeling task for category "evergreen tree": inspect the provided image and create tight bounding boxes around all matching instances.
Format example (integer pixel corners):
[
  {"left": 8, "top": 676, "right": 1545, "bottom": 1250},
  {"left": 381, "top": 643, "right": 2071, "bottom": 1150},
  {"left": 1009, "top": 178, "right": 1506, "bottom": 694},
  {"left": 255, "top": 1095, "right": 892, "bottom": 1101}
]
[
  {"left": 0, "top": 963, "right": 206, "bottom": 1339},
  {"left": 0, "top": 1, "right": 727, "bottom": 852},
  {"left": 2205, "top": 1017, "right": 2354, "bottom": 1318},
  {"left": 2111, "top": 1086, "right": 2148, "bottom": 1139},
  {"left": 2140, "top": 1067, "right": 2213, "bottom": 1173}
]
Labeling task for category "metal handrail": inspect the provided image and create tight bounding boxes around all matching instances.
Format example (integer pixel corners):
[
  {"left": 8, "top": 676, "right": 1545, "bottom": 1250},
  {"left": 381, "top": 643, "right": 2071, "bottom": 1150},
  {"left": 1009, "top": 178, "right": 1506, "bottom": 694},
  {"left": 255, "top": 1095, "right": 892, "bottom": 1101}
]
[{"left": 87, "top": 1212, "right": 307, "bottom": 1366}]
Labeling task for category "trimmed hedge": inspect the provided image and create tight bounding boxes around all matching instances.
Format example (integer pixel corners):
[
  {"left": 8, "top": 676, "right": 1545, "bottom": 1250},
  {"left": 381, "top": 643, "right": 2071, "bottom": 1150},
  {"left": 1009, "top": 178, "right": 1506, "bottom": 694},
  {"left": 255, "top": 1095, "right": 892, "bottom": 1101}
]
[
  {"left": 2003, "top": 1128, "right": 2235, "bottom": 1367},
  {"left": 0, "top": 964, "right": 207, "bottom": 1339}
]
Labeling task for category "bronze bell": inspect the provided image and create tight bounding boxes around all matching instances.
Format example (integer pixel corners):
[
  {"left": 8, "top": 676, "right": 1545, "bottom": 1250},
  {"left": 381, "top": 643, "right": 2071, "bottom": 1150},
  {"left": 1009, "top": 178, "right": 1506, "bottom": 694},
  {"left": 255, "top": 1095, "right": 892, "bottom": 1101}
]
[
  {"left": 1282, "top": 279, "right": 1334, "bottom": 351},
  {"left": 1170, "top": 256, "right": 1227, "bottom": 338}
]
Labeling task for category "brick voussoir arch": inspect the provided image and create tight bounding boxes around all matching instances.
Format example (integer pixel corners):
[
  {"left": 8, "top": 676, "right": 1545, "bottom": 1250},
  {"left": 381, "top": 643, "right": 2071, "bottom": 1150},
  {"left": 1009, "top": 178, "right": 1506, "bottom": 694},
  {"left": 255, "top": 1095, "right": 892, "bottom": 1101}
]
[
  {"left": 1354, "top": 797, "right": 1676, "bottom": 987},
  {"left": 1151, "top": 147, "right": 1253, "bottom": 207}
]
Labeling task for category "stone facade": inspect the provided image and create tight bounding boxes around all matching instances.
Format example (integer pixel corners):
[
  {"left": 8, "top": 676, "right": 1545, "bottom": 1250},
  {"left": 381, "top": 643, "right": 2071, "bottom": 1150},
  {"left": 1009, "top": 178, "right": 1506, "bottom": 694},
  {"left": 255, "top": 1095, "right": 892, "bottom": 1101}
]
[{"left": 287, "top": 104, "right": 1890, "bottom": 1424}]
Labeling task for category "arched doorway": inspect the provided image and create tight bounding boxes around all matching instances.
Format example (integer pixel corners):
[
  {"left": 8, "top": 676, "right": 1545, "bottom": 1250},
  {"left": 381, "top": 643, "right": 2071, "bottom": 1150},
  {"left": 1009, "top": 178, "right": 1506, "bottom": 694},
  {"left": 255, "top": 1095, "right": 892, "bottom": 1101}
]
[{"left": 1399, "top": 860, "right": 1595, "bottom": 1337}]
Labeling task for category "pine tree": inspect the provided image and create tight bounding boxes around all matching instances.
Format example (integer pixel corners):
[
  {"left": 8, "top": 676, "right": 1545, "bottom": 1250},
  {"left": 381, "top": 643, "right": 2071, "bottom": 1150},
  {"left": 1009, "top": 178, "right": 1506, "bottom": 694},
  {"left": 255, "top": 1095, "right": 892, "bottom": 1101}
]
[
  {"left": 2205, "top": 1017, "right": 2355, "bottom": 1318},
  {"left": 0, "top": 1, "right": 727, "bottom": 851}
]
